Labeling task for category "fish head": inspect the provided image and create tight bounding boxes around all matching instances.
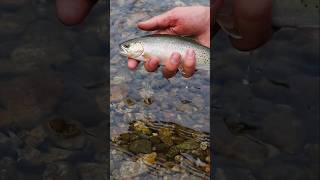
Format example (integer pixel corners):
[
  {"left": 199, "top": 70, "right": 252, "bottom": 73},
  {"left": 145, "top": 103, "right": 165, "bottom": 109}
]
[{"left": 119, "top": 40, "right": 144, "bottom": 58}]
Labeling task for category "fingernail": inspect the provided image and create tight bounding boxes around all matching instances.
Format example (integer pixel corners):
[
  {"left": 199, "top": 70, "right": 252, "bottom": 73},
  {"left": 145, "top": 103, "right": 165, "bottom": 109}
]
[
  {"left": 170, "top": 53, "right": 180, "bottom": 65},
  {"left": 186, "top": 49, "right": 195, "bottom": 59},
  {"left": 149, "top": 58, "right": 158, "bottom": 66}
]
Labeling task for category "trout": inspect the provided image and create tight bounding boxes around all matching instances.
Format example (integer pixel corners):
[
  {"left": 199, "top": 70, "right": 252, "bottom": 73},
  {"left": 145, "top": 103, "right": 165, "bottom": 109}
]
[{"left": 119, "top": 34, "right": 210, "bottom": 71}]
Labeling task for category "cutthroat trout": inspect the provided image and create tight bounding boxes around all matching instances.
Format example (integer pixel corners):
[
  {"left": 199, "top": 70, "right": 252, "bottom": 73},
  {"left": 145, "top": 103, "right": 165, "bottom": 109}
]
[{"left": 119, "top": 34, "right": 210, "bottom": 71}]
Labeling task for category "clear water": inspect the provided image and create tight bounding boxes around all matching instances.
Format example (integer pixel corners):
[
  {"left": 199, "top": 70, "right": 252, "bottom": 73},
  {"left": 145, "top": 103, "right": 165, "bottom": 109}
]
[
  {"left": 0, "top": 1, "right": 108, "bottom": 179},
  {"left": 213, "top": 27, "right": 319, "bottom": 179},
  {"left": 110, "top": 0, "right": 210, "bottom": 179},
  {"left": 0, "top": 0, "right": 318, "bottom": 180}
]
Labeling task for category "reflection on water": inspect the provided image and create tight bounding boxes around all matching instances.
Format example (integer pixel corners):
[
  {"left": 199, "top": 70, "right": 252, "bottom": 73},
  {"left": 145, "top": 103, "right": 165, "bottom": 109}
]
[
  {"left": 213, "top": 28, "right": 319, "bottom": 179},
  {"left": 0, "top": 1, "right": 108, "bottom": 179},
  {"left": 110, "top": 0, "right": 210, "bottom": 179}
]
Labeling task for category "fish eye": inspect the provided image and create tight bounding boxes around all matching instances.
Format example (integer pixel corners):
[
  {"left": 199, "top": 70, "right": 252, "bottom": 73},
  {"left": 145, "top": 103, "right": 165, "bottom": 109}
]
[{"left": 123, "top": 44, "right": 130, "bottom": 48}]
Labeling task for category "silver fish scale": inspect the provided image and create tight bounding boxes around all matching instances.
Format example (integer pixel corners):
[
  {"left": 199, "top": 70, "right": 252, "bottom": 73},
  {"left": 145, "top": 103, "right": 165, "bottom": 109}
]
[{"left": 129, "top": 35, "right": 210, "bottom": 70}]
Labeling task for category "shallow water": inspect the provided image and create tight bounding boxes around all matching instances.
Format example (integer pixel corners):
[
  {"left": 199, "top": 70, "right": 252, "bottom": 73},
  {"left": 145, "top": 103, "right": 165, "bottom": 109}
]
[
  {"left": 1, "top": 1, "right": 108, "bottom": 179},
  {"left": 0, "top": 0, "right": 318, "bottom": 180},
  {"left": 213, "top": 28, "right": 319, "bottom": 179},
  {"left": 110, "top": 0, "right": 210, "bottom": 179}
]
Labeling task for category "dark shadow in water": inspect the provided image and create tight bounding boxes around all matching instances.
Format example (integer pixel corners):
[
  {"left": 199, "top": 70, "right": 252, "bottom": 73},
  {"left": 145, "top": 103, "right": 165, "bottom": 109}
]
[
  {"left": 213, "top": 27, "right": 319, "bottom": 179},
  {"left": 0, "top": 1, "right": 109, "bottom": 179}
]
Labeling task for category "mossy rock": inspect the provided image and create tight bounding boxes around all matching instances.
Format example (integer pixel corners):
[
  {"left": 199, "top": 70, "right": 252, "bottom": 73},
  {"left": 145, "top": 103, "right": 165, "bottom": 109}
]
[{"left": 129, "top": 139, "right": 152, "bottom": 154}]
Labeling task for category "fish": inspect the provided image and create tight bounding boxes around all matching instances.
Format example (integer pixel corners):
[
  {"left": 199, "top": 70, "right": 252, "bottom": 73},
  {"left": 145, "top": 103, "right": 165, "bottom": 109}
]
[
  {"left": 119, "top": 34, "right": 210, "bottom": 71},
  {"left": 216, "top": 0, "right": 320, "bottom": 39}
]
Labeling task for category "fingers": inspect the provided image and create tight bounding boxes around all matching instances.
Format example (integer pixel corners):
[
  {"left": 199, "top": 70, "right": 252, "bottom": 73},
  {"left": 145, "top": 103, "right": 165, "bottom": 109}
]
[
  {"left": 230, "top": 0, "right": 272, "bottom": 50},
  {"left": 163, "top": 53, "right": 181, "bottom": 79},
  {"left": 144, "top": 56, "right": 160, "bottom": 72},
  {"left": 182, "top": 49, "right": 196, "bottom": 78},
  {"left": 128, "top": 56, "right": 160, "bottom": 72},
  {"left": 128, "top": 51, "right": 195, "bottom": 79},
  {"left": 128, "top": 58, "right": 140, "bottom": 70},
  {"left": 55, "top": 0, "right": 97, "bottom": 26},
  {"left": 138, "top": 10, "right": 175, "bottom": 31}
]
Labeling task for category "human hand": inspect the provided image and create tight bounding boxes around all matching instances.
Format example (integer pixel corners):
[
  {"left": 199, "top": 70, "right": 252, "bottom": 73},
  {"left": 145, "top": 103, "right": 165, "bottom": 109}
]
[
  {"left": 128, "top": 6, "right": 210, "bottom": 79},
  {"left": 213, "top": 0, "right": 272, "bottom": 51},
  {"left": 55, "top": 0, "right": 98, "bottom": 26}
]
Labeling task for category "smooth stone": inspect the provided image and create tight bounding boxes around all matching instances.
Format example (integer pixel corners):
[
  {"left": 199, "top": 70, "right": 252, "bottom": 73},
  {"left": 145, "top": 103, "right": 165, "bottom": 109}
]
[
  {"left": 224, "top": 136, "right": 269, "bottom": 168},
  {"left": 259, "top": 110, "right": 304, "bottom": 153},
  {"left": 119, "top": 161, "right": 148, "bottom": 179},
  {"left": 110, "top": 84, "right": 129, "bottom": 102}
]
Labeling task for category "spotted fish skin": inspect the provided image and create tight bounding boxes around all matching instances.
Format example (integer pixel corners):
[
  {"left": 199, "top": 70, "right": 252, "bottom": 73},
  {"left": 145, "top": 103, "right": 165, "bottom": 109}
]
[{"left": 119, "top": 34, "right": 210, "bottom": 71}]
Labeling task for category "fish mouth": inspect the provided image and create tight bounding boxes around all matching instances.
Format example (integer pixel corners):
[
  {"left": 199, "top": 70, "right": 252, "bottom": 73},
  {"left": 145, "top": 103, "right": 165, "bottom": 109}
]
[{"left": 119, "top": 44, "right": 128, "bottom": 56}]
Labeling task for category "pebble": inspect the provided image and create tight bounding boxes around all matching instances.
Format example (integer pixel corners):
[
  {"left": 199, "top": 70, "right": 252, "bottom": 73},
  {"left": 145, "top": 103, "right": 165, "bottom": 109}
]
[
  {"left": 119, "top": 161, "right": 148, "bottom": 179},
  {"left": 110, "top": 84, "right": 129, "bottom": 102}
]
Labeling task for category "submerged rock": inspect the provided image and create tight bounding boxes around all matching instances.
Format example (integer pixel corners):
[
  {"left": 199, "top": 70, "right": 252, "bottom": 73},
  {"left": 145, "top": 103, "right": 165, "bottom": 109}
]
[
  {"left": 119, "top": 161, "right": 148, "bottom": 179},
  {"left": 77, "top": 163, "right": 109, "bottom": 180},
  {"left": 259, "top": 110, "right": 304, "bottom": 153},
  {"left": 112, "top": 120, "right": 211, "bottom": 178},
  {"left": 129, "top": 139, "right": 152, "bottom": 154},
  {"left": 176, "top": 140, "right": 200, "bottom": 150},
  {"left": 0, "top": 72, "right": 64, "bottom": 128},
  {"left": 110, "top": 84, "right": 128, "bottom": 102},
  {"left": 43, "top": 162, "right": 78, "bottom": 180},
  {"left": 140, "top": 152, "right": 157, "bottom": 165},
  {"left": 224, "top": 136, "right": 269, "bottom": 168},
  {"left": 132, "top": 121, "right": 151, "bottom": 135},
  {"left": 46, "top": 117, "right": 95, "bottom": 150},
  {"left": 158, "top": 127, "right": 174, "bottom": 146}
]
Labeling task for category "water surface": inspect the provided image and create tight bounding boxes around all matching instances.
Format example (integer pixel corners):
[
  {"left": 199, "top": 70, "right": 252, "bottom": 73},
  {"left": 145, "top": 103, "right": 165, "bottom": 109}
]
[{"left": 110, "top": 0, "right": 210, "bottom": 179}]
